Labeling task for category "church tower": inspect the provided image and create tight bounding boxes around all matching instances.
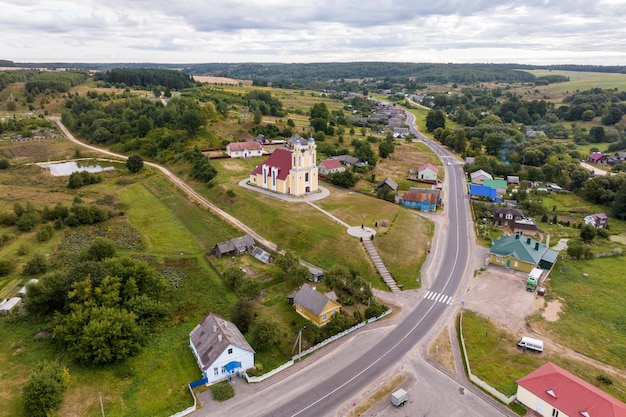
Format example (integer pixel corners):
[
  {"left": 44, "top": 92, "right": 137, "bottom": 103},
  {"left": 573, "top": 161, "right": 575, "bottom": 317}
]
[{"left": 289, "top": 137, "right": 318, "bottom": 196}]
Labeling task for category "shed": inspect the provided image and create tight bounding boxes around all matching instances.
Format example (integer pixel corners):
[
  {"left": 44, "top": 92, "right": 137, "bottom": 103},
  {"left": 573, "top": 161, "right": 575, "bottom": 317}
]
[
  {"left": 377, "top": 177, "right": 398, "bottom": 192},
  {"left": 0, "top": 297, "right": 22, "bottom": 315},
  {"left": 212, "top": 235, "right": 256, "bottom": 258}
]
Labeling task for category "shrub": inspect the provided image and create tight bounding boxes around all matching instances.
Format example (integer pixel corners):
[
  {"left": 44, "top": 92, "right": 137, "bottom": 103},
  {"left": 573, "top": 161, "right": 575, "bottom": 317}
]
[
  {"left": 22, "top": 361, "right": 69, "bottom": 417},
  {"left": 22, "top": 253, "right": 49, "bottom": 276},
  {"left": 36, "top": 225, "right": 54, "bottom": 242},
  {"left": 210, "top": 381, "right": 235, "bottom": 402},
  {"left": 0, "top": 158, "right": 10, "bottom": 169}
]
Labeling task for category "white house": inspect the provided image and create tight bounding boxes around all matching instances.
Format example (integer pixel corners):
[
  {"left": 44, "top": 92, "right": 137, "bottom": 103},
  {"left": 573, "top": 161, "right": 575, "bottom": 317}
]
[
  {"left": 516, "top": 362, "right": 626, "bottom": 417},
  {"left": 584, "top": 213, "right": 609, "bottom": 229},
  {"left": 318, "top": 158, "right": 345, "bottom": 175},
  {"left": 189, "top": 313, "right": 255, "bottom": 385},
  {"left": 417, "top": 163, "right": 439, "bottom": 182},
  {"left": 226, "top": 141, "right": 263, "bottom": 159},
  {"left": 470, "top": 169, "right": 493, "bottom": 185}
]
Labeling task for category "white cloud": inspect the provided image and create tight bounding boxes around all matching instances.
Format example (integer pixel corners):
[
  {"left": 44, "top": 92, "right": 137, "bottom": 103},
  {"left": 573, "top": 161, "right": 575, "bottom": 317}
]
[{"left": 1, "top": 0, "right": 625, "bottom": 64}]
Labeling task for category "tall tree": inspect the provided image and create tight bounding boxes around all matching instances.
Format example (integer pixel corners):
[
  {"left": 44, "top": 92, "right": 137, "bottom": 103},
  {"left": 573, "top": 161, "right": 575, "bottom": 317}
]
[{"left": 425, "top": 110, "right": 446, "bottom": 132}]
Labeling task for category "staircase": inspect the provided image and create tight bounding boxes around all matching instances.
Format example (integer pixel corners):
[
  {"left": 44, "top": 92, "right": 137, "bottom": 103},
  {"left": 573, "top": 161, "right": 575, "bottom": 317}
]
[{"left": 362, "top": 239, "right": 401, "bottom": 293}]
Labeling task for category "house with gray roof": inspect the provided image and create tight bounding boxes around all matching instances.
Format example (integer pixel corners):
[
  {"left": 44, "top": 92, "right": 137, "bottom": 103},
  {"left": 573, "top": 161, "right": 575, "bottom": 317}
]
[
  {"left": 212, "top": 235, "right": 255, "bottom": 258},
  {"left": 189, "top": 313, "right": 255, "bottom": 385},
  {"left": 287, "top": 284, "right": 341, "bottom": 327}
]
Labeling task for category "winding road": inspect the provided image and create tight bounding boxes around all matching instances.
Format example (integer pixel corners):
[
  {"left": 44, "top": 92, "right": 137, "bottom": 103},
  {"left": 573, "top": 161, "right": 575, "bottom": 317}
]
[{"left": 51, "top": 114, "right": 502, "bottom": 417}]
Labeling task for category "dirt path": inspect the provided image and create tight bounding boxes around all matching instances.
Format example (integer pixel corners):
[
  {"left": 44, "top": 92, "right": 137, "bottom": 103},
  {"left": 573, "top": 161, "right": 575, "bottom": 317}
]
[{"left": 50, "top": 117, "right": 281, "bottom": 253}]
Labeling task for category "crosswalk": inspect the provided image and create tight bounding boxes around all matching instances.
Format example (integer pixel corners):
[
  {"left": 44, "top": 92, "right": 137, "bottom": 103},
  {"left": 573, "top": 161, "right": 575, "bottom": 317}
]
[{"left": 424, "top": 291, "right": 453, "bottom": 305}]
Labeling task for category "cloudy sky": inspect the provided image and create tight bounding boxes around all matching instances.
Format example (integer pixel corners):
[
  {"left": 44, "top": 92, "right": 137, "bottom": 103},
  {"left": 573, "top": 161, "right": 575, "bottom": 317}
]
[{"left": 2, "top": 0, "right": 626, "bottom": 65}]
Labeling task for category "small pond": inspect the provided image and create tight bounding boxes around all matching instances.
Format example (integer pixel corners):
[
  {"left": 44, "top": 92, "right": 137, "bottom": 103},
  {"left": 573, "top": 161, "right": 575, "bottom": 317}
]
[{"left": 40, "top": 160, "right": 117, "bottom": 176}]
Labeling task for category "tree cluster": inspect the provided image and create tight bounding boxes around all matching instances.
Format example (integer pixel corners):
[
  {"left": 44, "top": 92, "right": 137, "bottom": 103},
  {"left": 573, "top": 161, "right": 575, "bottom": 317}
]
[
  {"left": 68, "top": 171, "right": 102, "bottom": 189},
  {"left": 24, "top": 70, "right": 89, "bottom": 94},
  {"left": 26, "top": 252, "right": 170, "bottom": 365},
  {"left": 94, "top": 68, "right": 196, "bottom": 90}
]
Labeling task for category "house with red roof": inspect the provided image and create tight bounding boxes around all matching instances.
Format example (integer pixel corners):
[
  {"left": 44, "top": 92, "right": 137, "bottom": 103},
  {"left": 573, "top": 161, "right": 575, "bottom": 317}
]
[
  {"left": 588, "top": 152, "right": 608, "bottom": 164},
  {"left": 249, "top": 138, "right": 318, "bottom": 196},
  {"left": 226, "top": 141, "right": 263, "bottom": 158},
  {"left": 417, "top": 163, "right": 439, "bottom": 183},
  {"left": 516, "top": 362, "right": 626, "bottom": 417},
  {"left": 400, "top": 191, "right": 438, "bottom": 211},
  {"left": 317, "top": 158, "right": 345, "bottom": 175}
]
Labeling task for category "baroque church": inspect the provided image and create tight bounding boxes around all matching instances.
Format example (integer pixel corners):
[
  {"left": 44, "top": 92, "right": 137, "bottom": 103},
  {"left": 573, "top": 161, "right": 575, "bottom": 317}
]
[{"left": 249, "top": 137, "right": 318, "bottom": 196}]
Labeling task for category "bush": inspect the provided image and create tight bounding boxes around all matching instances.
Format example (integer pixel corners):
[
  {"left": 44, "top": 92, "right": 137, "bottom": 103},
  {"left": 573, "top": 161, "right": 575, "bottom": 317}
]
[
  {"left": 596, "top": 228, "right": 611, "bottom": 239},
  {"left": 22, "top": 361, "right": 69, "bottom": 417},
  {"left": 36, "top": 224, "right": 54, "bottom": 242},
  {"left": 210, "top": 381, "right": 235, "bottom": 402},
  {"left": 0, "top": 158, "right": 10, "bottom": 169},
  {"left": 22, "top": 253, "right": 49, "bottom": 276},
  {"left": 0, "top": 259, "right": 14, "bottom": 276}
]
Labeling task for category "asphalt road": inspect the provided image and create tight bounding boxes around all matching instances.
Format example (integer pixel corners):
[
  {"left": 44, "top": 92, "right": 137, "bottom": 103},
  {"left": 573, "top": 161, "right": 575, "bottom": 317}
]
[
  {"left": 193, "top": 113, "right": 474, "bottom": 417},
  {"left": 52, "top": 114, "right": 487, "bottom": 417}
]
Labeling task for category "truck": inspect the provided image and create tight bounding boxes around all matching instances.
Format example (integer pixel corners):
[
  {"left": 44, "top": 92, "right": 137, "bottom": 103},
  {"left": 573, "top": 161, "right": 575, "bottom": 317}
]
[
  {"left": 391, "top": 388, "right": 408, "bottom": 407},
  {"left": 526, "top": 268, "right": 542, "bottom": 292}
]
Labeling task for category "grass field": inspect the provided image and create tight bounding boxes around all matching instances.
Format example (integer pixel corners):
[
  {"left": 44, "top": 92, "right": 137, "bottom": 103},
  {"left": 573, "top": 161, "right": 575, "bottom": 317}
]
[
  {"left": 461, "top": 311, "right": 626, "bottom": 402},
  {"left": 524, "top": 70, "right": 626, "bottom": 93},
  {"left": 530, "top": 257, "right": 626, "bottom": 370}
]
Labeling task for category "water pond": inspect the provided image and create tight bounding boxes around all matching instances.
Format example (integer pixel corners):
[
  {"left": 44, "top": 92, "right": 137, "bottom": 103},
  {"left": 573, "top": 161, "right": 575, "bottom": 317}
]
[{"left": 40, "top": 160, "right": 118, "bottom": 176}]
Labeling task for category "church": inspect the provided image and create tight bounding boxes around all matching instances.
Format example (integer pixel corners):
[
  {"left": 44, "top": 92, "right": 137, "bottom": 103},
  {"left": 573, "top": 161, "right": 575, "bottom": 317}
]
[{"left": 249, "top": 137, "right": 318, "bottom": 196}]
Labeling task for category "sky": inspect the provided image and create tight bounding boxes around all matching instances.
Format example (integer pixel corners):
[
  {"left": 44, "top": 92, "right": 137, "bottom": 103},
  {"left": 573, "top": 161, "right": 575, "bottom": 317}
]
[{"left": 2, "top": 0, "right": 626, "bottom": 65}]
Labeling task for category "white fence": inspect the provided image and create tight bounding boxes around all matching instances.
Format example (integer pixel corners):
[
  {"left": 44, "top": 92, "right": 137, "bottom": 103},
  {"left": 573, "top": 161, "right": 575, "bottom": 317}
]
[
  {"left": 458, "top": 312, "right": 516, "bottom": 405},
  {"left": 169, "top": 384, "right": 197, "bottom": 417}
]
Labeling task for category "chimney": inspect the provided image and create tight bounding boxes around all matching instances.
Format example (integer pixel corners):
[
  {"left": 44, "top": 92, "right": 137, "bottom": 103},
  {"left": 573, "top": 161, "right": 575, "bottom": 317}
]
[
  {"left": 515, "top": 234, "right": 520, "bottom": 240},
  {"left": 535, "top": 242, "right": 540, "bottom": 251},
  {"left": 546, "top": 234, "right": 551, "bottom": 248},
  {"left": 213, "top": 325, "right": 217, "bottom": 333},
  {"left": 527, "top": 237, "right": 531, "bottom": 244},
  {"left": 218, "top": 334, "right": 222, "bottom": 343}
]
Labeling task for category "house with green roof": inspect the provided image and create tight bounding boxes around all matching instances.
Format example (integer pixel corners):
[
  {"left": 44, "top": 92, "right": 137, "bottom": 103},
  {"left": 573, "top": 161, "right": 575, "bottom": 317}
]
[{"left": 488, "top": 234, "right": 558, "bottom": 273}]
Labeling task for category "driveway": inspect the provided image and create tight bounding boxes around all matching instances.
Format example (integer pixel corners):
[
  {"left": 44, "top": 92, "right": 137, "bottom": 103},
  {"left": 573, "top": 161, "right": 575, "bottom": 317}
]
[{"left": 462, "top": 266, "right": 543, "bottom": 335}]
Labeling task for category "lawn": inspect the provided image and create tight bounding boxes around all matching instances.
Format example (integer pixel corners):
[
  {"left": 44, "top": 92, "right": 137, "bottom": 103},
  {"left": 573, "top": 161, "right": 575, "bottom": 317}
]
[
  {"left": 119, "top": 182, "right": 204, "bottom": 255},
  {"left": 461, "top": 310, "right": 626, "bottom": 402},
  {"left": 524, "top": 70, "right": 626, "bottom": 93},
  {"left": 530, "top": 257, "right": 626, "bottom": 370}
]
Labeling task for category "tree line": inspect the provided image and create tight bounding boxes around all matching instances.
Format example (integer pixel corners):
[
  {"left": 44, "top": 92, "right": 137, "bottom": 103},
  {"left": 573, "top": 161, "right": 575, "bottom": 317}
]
[{"left": 93, "top": 68, "right": 197, "bottom": 90}]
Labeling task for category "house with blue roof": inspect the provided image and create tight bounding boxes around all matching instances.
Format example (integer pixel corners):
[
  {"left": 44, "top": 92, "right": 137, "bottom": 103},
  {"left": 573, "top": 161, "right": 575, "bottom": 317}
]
[{"left": 488, "top": 234, "right": 558, "bottom": 273}]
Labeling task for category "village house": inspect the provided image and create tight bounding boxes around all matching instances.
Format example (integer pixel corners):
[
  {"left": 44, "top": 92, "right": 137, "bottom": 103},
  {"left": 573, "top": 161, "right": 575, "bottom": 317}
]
[
  {"left": 189, "top": 313, "right": 255, "bottom": 385},
  {"left": 584, "top": 213, "right": 609, "bottom": 229},
  {"left": 470, "top": 169, "right": 493, "bottom": 185},
  {"left": 287, "top": 284, "right": 341, "bottom": 327},
  {"left": 331, "top": 154, "right": 360, "bottom": 167},
  {"left": 377, "top": 177, "right": 398, "bottom": 192},
  {"left": 513, "top": 218, "right": 540, "bottom": 237},
  {"left": 488, "top": 234, "right": 558, "bottom": 273},
  {"left": 249, "top": 138, "right": 318, "bottom": 197},
  {"left": 417, "top": 163, "right": 439, "bottom": 183},
  {"left": 317, "top": 158, "right": 345, "bottom": 175},
  {"left": 588, "top": 151, "right": 608, "bottom": 164},
  {"left": 211, "top": 235, "right": 256, "bottom": 258},
  {"left": 493, "top": 208, "right": 524, "bottom": 227},
  {"left": 516, "top": 362, "right": 626, "bottom": 417},
  {"left": 400, "top": 191, "right": 438, "bottom": 211},
  {"left": 226, "top": 141, "right": 263, "bottom": 158}
]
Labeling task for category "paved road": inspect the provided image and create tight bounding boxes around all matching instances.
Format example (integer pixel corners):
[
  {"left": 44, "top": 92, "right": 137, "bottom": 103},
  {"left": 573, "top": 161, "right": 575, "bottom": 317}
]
[{"left": 193, "top": 111, "right": 486, "bottom": 417}]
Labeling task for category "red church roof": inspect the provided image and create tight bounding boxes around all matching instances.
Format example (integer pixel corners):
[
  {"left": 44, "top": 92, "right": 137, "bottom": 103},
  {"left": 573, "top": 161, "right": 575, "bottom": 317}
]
[
  {"left": 250, "top": 149, "right": 293, "bottom": 180},
  {"left": 517, "top": 363, "right": 626, "bottom": 417}
]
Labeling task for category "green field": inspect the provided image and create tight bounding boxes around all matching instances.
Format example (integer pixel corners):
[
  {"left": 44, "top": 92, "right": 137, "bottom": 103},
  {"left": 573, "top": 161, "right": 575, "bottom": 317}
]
[
  {"left": 524, "top": 70, "right": 626, "bottom": 93},
  {"left": 530, "top": 257, "right": 626, "bottom": 370},
  {"left": 461, "top": 311, "right": 626, "bottom": 402}
]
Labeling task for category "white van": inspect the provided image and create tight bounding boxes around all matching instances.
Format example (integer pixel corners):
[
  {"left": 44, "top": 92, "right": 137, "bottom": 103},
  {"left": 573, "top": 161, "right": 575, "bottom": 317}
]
[{"left": 518, "top": 336, "right": 543, "bottom": 352}]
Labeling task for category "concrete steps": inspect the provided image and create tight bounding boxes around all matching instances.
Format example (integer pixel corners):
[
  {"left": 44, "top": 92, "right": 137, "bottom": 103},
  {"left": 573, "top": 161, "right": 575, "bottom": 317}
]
[{"left": 362, "top": 239, "right": 401, "bottom": 293}]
